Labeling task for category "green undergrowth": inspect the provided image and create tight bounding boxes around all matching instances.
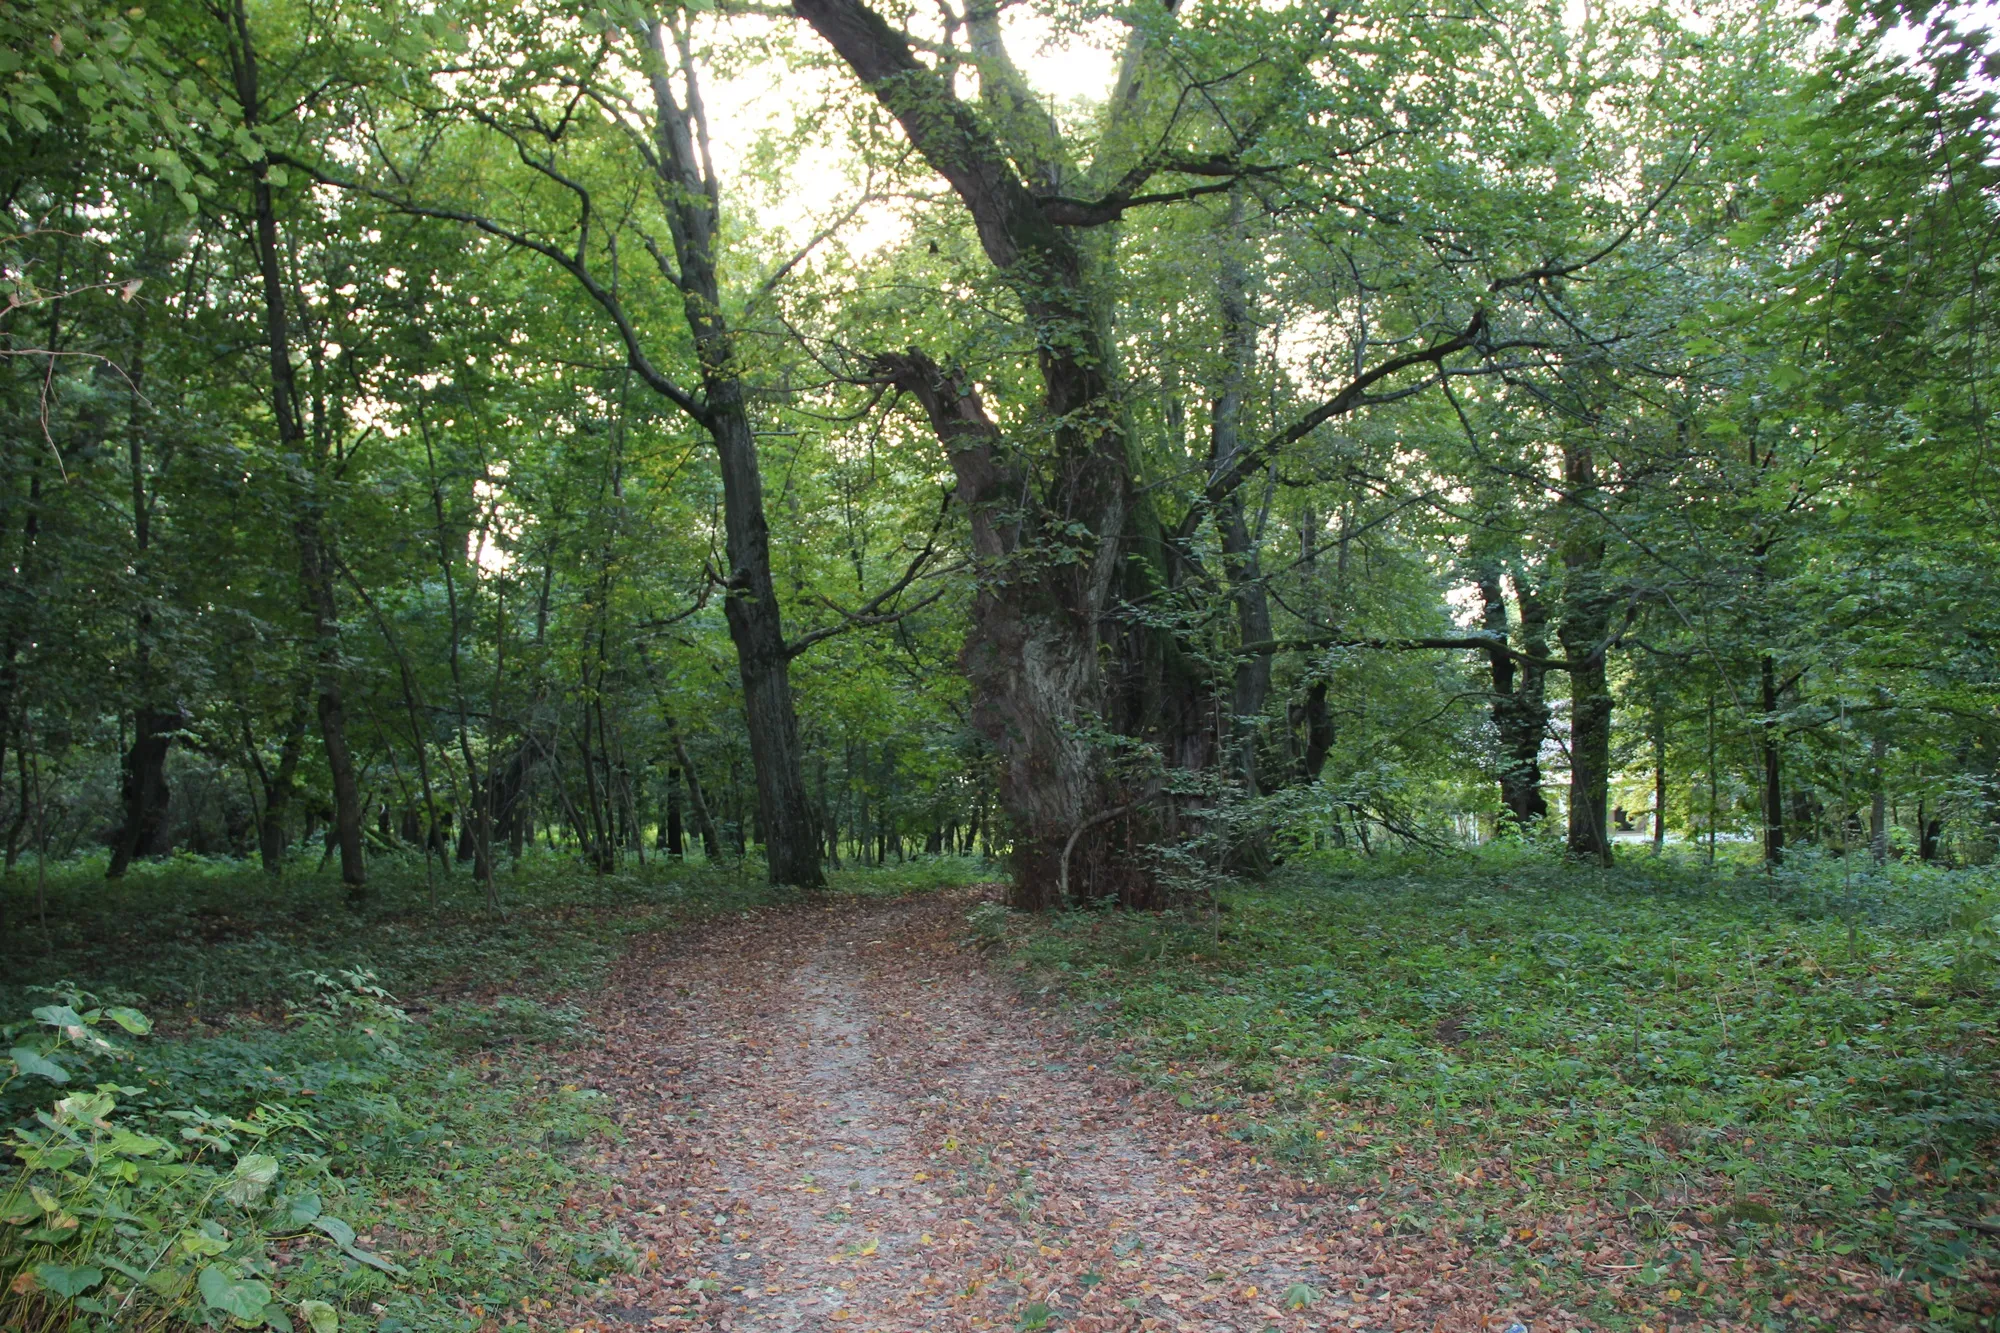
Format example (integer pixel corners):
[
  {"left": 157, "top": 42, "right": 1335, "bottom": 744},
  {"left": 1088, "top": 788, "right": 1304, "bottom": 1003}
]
[
  {"left": 3, "top": 851, "right": 768, "bottom": 1018},
  {"left": 1, "top": 850, "right": 994, "bottom": 1332},
  {"left": 1007, "top": 846, "right": 2000, "bottom": 1331}
]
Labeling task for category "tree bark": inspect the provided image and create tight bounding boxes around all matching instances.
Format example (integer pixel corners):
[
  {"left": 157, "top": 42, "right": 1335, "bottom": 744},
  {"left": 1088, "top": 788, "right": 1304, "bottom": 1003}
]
[
  {"left": 671, "top": 728, "right": 723, "bottom": 859},
  {"left": 873, "top": 350, "right": 1139, "bottom": 909},
  {"left": 1476, "top": 566, "right": 1551, "bottom": 828},
  {"left": 1212, "top": 188, "right": 1273, "bottom": 874},
  {"left": 419, "top": 411, "right": 494, "bottom": 886},
  {"left": 251, "top": 689, "right": 309, "bottom": 874},
  {"left": 226, "top": 0, "right": 365, "bottom": 892},
  {"left": 108, "top": 707, "right": 182, "bottom": 874},
  {"left": 629, "top": 22, "right": 823, "bottom": 888},
  {"left": 1558, "top": 443, "right": 1612, "bottom": 865},
  {"left": 799, "top": 0, "right": 1149, "bottom": 908},
  {"left": 1298, "top": 681, "right": 1335, "bottom": 784},
  {"left": 665, "top": 765, "right": 686, "bottom": 857},
  {"left": 797, "top": 0, "right": 1494, "bottom": 905},
  {"left": 107, "top": 314, "right": 176, "bottom": 878},
  {"left": 1651, "top": 691, "right": 1668, "bottom": 853}
]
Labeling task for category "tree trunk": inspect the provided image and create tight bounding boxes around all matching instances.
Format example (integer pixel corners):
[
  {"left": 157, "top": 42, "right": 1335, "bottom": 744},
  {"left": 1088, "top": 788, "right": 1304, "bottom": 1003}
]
[
  {"left": 1298, "top": 680, "right": 1334, "bottom": 784},
  {"left": 108, "top": 707, "right": 181, "bottom": 875},
  {"left": 1869, "top": 731, "right": 1888, "bottom": 863},
  {"left": 254, "top": 689, "right": 310, "bottom": 874},
  {"left": 799, "top": 0, "right": 1468, "bottom": 906},
  {"left": 107, "top": 316, "right": 173, "bottom": 879},
  {"left": 0, "top": 240, "right": 63, "bottom": 858},
  {"left": 636, "top": 23, "right": 822, "bottom": 889},
  {"left": 419, "top": 412, "right": 495, "bottom": 887},
  {"left": 665, "top": 765, "right": 686, "bottom": 857},
  {"left": 671, "top": 729, "right": 723, "bottom": 859},
  {"left": 1212, "top": 187, "right": 1273, "bottom": 875},
  {"left": 1759, "top": 654, "right": 1784, "bottom": 865},
  {"left": 878, "top": 349, "right": 1138, "bottom": 909},
  {"left": 796, "top": 0, "right": 1157, "bottom": 909},
  {"left": 1558, "top": 443, "right": 1612, "bottom": 865},
  {"left": 1651, "top": 693, "right": 1668, "bottom": 854},
  {"left": 712, "top": 382, "right": 823, "bottom": 885},
  {"left": 226, "top": 0, "right": 365, "bottom": 893},
  {"left": 1477, "top": 567, "right": 1551, "bottom": 827}
]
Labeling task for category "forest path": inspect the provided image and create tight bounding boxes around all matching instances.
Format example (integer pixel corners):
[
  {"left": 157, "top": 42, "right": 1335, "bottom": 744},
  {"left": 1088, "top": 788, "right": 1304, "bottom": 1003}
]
[{"left": 572, "top": 890, "right": 1519, "bottom": 1333}]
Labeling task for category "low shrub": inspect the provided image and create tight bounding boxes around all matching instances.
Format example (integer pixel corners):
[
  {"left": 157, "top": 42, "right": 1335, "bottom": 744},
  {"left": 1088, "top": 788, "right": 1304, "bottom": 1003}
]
[{"left": 1, "top": 977, "right": 401, "bottom": 1333}]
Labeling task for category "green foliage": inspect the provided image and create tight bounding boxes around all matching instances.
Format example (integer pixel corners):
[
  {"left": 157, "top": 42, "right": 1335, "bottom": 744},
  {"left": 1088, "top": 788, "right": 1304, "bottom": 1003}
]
[
  {"left": 0, "top": 856, "right": 971, "bottom": 1333},
  {"left": 0, "top": 979, "right": 391, "bottom": 1333},
  {"left": 1011, "top": 849, "right": 2000, "bottom": 1323},
  {"left": 964, "top": 900, "right": 1013, "bottom": 952},
  {"left": 0, "top": 853, "right": 784, "bottom": 1017}
]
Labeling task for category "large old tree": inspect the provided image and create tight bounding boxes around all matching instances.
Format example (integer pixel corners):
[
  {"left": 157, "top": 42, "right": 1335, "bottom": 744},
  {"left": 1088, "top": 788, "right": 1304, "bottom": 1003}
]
[{"left": 789, "top": 0, "right": 1646, "bottom": 905}]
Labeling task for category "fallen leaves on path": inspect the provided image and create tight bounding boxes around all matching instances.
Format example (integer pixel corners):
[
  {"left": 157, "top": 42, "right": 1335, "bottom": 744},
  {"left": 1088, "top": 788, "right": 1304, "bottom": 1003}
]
[{"left": 558, "top": 890, "right": 1554, "bottom": 1333}]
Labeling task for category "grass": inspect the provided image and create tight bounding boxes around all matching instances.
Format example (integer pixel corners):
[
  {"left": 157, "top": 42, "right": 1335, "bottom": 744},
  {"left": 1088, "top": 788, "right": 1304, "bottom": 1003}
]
[
  {"left": 0, "top": 848, "right": 997, "bottom": 1333},
  {"left": 1005, "top": 845, "right": 2000, "bottom": 1331}
]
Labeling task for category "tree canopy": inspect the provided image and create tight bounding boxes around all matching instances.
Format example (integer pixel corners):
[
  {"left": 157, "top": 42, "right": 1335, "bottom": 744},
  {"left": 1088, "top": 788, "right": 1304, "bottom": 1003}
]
[{"left": 1, "top": 0, "right": 1994, "bottom": 902}]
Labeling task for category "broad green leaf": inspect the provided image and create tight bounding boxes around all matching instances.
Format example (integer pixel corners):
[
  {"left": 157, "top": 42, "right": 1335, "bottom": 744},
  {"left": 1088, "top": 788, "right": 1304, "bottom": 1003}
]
[
  {"left": 53, "top": 1090, "right": 115, "bottom": 1122},
  {"left": 34, "top": 1263, "right": 104, "bottom": 1299},
  {"left": 226, "top": 1153, "right": 281, "bottom": 1206},
  {"left": 101, "top": 1006, "right": 152, "bottom": 1035},
  {"left": 10, "top": 1046, "right": 69, "bottom": 1083},
  {"left": 344, "top": 1246, "right": 406, "bottom": 1276},
  {"left": 298, "top": 1298, "right": 339, "bottom": 1333},
  {"left": 313, "top": 1215, "right": 356, "bottom": 1248},
  {"left": 198, "top": 1265, "right": 273, "bottom": 1321},
  {"left": 180, "top": 1225, "right": 231, "bottom": 1258}
]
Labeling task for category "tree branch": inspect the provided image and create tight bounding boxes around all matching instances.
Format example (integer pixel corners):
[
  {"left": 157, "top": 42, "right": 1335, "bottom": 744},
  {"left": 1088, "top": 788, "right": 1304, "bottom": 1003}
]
[
  {"left": 1193, "top": 307, "right": 1491, "bottom": 522},
  {"left": 275, "top": 152, "right": 710, "bottom": 424},
  {"left": 1238, "top": 630, "right": 1578, "bottom": 671},
  {"left": 785, "top": 488, "right": 956, "bottom": 657}
]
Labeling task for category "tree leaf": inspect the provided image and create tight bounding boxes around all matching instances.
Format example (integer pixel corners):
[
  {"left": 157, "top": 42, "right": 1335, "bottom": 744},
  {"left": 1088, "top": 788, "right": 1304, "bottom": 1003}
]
[{"left": 298, "top": 1298, "right": 339, "bottom": 1333}]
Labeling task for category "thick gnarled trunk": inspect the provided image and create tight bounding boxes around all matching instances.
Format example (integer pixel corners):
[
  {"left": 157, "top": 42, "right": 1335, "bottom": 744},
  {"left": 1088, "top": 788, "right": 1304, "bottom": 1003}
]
[
  {"left": 877, "top": 351, "right": 1140, "bottom": 909},
  {"left": 801, "top": 0, "right": 1430, "bottom": 906},
  {"left": 802, "top": 0, "right": 1158, "bottom": 908}
]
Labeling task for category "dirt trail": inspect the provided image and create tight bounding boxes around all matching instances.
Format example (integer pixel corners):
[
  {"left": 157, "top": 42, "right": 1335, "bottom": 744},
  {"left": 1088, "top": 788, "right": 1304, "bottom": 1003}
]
[{"left": 572, "top": 891, "right": 1524, "bottom": 1333}]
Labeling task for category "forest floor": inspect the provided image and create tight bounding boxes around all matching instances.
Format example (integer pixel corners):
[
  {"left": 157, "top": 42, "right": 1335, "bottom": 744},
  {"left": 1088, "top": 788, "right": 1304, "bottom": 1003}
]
[
  {"left": 569, "top": 889, "right": 1523, "bottom": 1333},
  {"left": 6, "top": 852, "right": 1995, "bottom": 1333}
]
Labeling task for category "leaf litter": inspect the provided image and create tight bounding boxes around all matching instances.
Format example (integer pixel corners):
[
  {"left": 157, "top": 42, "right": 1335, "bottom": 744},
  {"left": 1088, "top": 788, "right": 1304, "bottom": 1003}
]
[{"left": 560, "top": 889, "right": 1551, "bottom": 1333}]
